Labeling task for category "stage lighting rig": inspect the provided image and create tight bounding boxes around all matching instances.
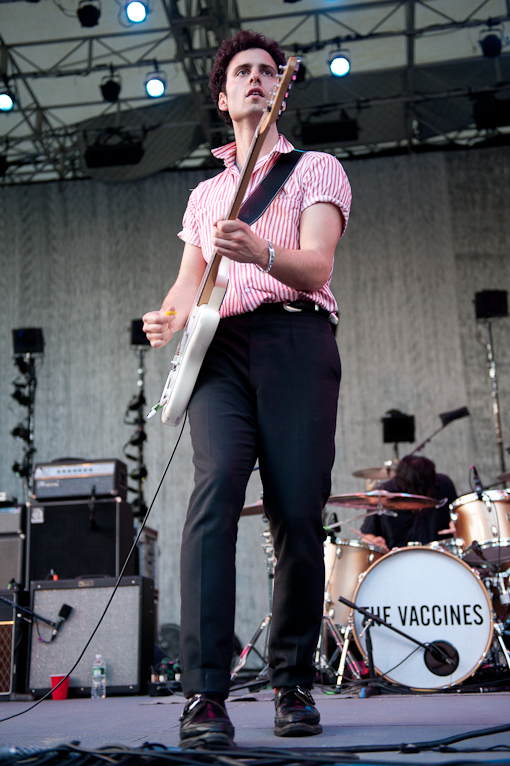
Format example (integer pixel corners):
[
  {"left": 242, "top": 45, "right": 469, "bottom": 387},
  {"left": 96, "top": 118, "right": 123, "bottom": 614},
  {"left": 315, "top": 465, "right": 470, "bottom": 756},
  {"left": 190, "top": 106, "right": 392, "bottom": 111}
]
[
  {"left": 10, "top": 327, "right": 44, "bottom": 497},
  {"left": 123, "top": 319, "right": 151, "bottom": 519}
]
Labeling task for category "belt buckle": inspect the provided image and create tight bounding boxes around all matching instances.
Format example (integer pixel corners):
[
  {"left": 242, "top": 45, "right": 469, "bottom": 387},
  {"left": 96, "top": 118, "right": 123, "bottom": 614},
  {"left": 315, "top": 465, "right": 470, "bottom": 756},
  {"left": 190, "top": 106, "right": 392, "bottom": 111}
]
[{"left": 283, "top": 300, "right": 303, "bottom": 314}]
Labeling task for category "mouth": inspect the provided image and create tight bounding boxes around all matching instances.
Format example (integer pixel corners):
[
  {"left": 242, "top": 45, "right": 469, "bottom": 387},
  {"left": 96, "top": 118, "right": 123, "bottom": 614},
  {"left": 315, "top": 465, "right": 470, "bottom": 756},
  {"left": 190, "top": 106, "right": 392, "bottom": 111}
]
[{"left": 247, "top": 88, "right": 264, "bottom": 98}]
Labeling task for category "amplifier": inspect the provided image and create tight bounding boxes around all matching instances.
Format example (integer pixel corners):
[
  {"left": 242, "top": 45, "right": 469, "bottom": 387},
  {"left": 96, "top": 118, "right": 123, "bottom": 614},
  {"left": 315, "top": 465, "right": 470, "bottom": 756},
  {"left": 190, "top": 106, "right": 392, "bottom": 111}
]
[
  {"left": 28, "top": 577, "right": 154, "bottom": 696},
  {"left": 33, "top": 459, "right": 127, "bottom": 501}
]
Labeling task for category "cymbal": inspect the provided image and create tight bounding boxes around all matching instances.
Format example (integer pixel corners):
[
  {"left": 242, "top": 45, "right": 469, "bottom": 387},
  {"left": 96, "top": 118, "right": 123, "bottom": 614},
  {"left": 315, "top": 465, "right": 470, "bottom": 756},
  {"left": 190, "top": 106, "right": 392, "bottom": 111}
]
[
  {"left": 326, "top": 489, "right": 437, "bottom": 511},
  {"left": 352, "top": 465, "right": 397, "bottom": 480},
  {"left": 240, "top": 499, "right": 265, "bottom": 517},
  {"left": 498, "top": 471, "right": 510, "bottom": 483}
]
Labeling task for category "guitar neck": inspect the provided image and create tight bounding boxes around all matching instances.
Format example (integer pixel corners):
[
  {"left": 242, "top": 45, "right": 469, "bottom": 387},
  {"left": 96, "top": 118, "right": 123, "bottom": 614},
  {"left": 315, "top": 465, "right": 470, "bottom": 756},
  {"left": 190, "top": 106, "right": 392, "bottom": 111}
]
[{"left": 197, "top": 126, "right": 270, "bottom": 307}]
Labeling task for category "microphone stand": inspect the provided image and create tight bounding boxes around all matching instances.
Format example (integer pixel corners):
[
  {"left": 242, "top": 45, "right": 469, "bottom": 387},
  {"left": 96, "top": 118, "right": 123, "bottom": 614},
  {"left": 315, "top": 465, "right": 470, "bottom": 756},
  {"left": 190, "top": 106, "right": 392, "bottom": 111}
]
[
  {"left": 0, "top": 595, "right": 57, "bottom": 629},
  {"left": 410, "top": 406, "right": 470, "bottom": 456},
  {"left": 338, "top": 596, "right": 459, "bottom": 695}
]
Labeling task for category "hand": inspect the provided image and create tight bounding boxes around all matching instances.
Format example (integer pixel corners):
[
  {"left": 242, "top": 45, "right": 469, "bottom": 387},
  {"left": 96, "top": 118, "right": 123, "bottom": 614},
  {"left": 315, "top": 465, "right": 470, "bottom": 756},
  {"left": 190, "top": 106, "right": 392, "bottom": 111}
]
[
  {"left": 142, "top": 309, "right": 175, "bottom": 349},
  {"left": 213, "top": 219, "right": 268, "bottom": 268},
  {"left": 361, "top": 533, "right": 389, "bottom": 553}
]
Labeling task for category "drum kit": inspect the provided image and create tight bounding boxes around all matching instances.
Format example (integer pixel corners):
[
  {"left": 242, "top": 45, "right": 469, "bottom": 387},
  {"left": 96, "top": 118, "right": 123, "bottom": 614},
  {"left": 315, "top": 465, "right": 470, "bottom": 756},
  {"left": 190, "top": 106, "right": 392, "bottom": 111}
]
[
  {"left": 319, "top": 465, "right": 510, "bottom": 692},
  {"left": 231, "top": 467, "right": 510, "bottom": 692}
]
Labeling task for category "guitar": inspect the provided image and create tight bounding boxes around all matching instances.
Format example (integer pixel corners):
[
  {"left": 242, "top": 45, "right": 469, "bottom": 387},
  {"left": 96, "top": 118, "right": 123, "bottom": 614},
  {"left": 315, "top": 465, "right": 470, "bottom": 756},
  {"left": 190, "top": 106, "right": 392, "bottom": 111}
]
[{"left": 148, "top": 56, "right": 299, "bottom": 427}]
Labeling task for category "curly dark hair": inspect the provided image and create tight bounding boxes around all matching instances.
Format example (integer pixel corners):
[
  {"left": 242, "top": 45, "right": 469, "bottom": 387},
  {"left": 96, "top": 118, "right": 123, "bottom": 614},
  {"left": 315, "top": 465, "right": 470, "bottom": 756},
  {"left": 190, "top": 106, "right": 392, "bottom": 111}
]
[
  {"left": 395, "top": 455, "right": 436, "bottom": 498},
  {"left": 209, "top": 30, "right": 286, "bottom": 126}
]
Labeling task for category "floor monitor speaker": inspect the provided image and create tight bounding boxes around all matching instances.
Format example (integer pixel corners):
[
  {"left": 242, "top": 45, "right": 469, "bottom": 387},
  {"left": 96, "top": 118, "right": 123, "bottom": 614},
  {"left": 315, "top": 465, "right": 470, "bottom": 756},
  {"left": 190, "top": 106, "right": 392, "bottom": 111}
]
[{"left": 28, "top": 577, "right": 154, "bottom": 697}]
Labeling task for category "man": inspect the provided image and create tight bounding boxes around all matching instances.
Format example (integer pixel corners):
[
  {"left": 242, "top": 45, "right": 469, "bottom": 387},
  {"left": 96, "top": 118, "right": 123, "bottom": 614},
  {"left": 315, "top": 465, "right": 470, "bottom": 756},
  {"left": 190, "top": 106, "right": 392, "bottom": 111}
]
[
  {"left": 143, "top": 30, "right": 351, "bottom": 748},
  {"left": 360, "top": 455, "right": 457, "bottom": 552}
]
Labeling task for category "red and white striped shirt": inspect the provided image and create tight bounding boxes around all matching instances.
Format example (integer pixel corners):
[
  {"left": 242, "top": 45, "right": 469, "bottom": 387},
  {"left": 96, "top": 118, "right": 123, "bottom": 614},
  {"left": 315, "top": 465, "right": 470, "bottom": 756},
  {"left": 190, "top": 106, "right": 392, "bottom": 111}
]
[{"left": 178, "top": 135, "right": 351, "bottom": 317}]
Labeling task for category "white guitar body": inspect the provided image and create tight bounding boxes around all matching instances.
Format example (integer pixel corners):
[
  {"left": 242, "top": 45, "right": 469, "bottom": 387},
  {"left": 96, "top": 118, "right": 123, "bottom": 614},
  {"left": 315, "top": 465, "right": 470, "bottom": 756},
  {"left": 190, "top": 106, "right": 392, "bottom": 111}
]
[
  {"left": 160, "top": 304, "right": 221, "bottom": 426},
  {"left": 160, "top": 256, "right": 230, "bottom": 426},
  {"left": 147, "top": 56, "right": 299, "bottom": 427}
]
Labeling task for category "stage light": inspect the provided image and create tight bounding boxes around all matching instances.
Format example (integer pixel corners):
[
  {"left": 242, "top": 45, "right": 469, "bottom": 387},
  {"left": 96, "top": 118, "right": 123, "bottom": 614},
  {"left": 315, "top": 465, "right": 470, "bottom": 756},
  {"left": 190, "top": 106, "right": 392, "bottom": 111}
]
[
  {"left": 0, "top": 86, "right": 15, "bottom": 112},
  {"left": 145, "top": 65, "right": 166, "bottom": 98},
  {"left": 126, "top": 0, "right": 148, "bottom": 23},
  {"left": 128, "top": 430, "right": 147, "bottom": 446},
  {"left": 77, "top": 0, "right": 101, "bottom": 27},
  {"left": 11, "top": 386, "right": 30, "bottom": 407},
  {"left": 12, "top": 460, "right": 31, "bottom": 478},
  {"left": 100, "top": 70, "right": 121, "bottom": 103},
  {"left": 130, "top": 465, "right": 148, "bottom": 481},
  {"left": 479, "top": 24, "right": 503, "bottom": 58},
  {"left": 11, "top": 424, "right": 30, "bottom": 442},
  {"left": 329, "top": 51, "right": 350, "bottom": 77}
]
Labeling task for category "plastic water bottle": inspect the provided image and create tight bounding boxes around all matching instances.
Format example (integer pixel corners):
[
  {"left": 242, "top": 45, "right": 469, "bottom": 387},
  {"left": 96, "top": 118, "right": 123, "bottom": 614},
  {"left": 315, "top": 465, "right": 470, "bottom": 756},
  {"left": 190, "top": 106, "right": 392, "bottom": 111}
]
[{"left": 91, "top": 654, "right": 106, "bottom": 699}]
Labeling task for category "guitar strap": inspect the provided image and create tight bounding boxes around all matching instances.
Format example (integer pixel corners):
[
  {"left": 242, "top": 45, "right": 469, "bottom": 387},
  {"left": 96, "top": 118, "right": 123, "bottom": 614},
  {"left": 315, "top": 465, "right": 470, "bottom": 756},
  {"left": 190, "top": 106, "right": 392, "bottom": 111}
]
[{"left": 237, "top": 150, "right": 305, "bottom": 226}]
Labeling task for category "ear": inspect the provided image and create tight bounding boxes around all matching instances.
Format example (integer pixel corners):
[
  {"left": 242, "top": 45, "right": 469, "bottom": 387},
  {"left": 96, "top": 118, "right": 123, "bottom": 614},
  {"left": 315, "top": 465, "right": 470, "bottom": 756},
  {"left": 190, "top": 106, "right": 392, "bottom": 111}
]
[{"left": 218, "top": 91, "right": 228, "bottom": 113}]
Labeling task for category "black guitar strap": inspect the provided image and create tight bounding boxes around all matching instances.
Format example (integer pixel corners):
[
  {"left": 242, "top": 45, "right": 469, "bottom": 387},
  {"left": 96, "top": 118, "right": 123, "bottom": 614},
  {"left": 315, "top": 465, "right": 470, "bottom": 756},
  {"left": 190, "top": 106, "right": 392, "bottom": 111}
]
[{"left": 238, "top": 150, "right": 305, "bottom": 226}]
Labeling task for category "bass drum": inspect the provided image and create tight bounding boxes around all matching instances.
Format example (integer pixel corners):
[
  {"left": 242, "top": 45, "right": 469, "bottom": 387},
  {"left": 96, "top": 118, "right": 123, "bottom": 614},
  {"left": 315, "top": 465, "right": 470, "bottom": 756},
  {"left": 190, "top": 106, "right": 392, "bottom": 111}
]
[
  {"left": 451, "top": 489, "right": 510, "bottom": 566},
  {"left": 352, "top": 546, "right": 493, "bottom": 690},
  {"left": 324, "top": 538, "right": 384, "bottom": 626}
]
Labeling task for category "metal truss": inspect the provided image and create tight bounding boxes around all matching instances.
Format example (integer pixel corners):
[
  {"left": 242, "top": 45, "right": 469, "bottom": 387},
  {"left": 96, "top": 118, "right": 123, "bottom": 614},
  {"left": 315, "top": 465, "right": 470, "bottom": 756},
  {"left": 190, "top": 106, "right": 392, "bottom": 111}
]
[{"left": 0, "top": 0, "right": 509, "bottom": 184}]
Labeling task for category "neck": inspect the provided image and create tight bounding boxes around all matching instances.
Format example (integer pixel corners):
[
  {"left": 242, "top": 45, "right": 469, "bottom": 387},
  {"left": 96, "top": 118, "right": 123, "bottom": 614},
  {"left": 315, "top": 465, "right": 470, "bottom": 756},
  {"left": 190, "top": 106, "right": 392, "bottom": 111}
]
[{"left": 233, "top": 120, "right": 279, "bottom": 168}]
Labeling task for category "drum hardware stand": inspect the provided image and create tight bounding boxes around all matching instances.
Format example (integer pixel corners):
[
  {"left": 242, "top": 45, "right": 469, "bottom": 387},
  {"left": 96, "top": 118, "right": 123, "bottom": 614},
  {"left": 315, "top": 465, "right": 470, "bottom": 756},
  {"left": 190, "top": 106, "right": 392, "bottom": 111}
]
[
  {"left": 315, "top": 616, "right": 361, "bottom": 690},
  {"left": 410, "top": 406, "right": 470, "bottom": 456},
  {"left": 230, "top": 520, "right": 274, "bottom": 683},
  {"left": 338, "top": 596, "right": 461, "bottom": 691}
]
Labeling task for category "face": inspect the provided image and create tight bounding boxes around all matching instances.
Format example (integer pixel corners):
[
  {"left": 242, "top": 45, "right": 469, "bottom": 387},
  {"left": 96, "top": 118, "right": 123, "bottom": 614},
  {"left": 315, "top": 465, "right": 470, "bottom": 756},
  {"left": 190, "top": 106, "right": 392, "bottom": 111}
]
[{"left": 218, "top": 48, "right": 279, "bottom": 125}]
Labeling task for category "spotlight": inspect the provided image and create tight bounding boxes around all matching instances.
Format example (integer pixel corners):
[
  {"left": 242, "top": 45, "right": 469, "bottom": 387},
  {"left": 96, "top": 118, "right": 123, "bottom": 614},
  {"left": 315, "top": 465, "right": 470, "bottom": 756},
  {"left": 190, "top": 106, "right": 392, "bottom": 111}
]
[
  {"left": 130, "top": 465, "right": 148, "bottom": 481},
  {"left": 11, "top": 386, "right": 30, "bottom": 407},
  {"left": 479, "top": 24, "right": 503, "bottom": 58},
  {"left": 329, "top": 51, "right": 350, "bottom": 77},
  {"left": 77, "top": 0, "right": 101, "bottom": 27},
  {"left": 12, "top": 461, "right": 31, "bottom": 478},
  {"left": 125, "top": 0, "right": 148, "bottom": 23},
  {"left": 100, "top": 70, "right": 121, "bottom": 103},
  {"left": 0, "top": 86, "right": 15, "bottom": 112},
  {"left": 128, "top": 430, "right": 147, "bottom": 446},
  {"left": 145, "top": 65, "right": 166, "bottom": 98},
  {"left": 11, "top": 424, "right": 30, "bottom": 442}
]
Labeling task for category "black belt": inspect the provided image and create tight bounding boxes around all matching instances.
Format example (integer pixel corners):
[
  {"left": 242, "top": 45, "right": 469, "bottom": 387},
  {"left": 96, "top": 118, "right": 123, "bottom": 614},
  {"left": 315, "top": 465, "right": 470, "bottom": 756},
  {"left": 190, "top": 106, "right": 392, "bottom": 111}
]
[{"left": 254, "top": 301, "right": 337, "bottom": 324}]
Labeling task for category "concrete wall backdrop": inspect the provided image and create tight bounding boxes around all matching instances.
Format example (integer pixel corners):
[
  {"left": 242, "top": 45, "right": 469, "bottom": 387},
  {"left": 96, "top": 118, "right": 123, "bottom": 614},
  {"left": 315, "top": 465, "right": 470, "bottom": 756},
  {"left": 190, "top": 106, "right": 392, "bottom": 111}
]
[{"left": 1, "top": 146, "right": 509, "bottom": 647}]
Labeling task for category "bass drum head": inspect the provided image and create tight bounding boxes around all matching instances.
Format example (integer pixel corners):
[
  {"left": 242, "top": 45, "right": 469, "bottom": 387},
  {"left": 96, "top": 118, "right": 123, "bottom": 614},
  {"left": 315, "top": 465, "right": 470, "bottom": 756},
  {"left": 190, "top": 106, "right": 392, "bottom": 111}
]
[{"left": 352, "top": 546, "right": 493, "bottom": 691}]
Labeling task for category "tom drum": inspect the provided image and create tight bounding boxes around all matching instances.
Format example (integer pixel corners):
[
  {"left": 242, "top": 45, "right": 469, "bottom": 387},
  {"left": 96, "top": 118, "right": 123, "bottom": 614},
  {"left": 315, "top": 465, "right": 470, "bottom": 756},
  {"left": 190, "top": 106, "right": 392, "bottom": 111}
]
[
  {"left": 451, "top": 489, "right": 510, "bottom": 566},
  {"left": 324, "top": 538, "right": 384, "bottom": 626},
  {"left": 352, "top": 545, "right": 493, "bottom": 690}
]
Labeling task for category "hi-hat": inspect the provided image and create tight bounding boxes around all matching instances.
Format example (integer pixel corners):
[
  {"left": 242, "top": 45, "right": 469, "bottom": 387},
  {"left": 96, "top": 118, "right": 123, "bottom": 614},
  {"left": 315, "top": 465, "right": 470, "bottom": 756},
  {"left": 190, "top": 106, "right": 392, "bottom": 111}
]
[
  {"left": 326, "top": 489, "right": 437, "bottom": 511},
  {"left": 352, "top": 465, "right": 397, "bottom": 480},
  {"left": 240, "top": 499, "right": 265, "bottom": 517}
]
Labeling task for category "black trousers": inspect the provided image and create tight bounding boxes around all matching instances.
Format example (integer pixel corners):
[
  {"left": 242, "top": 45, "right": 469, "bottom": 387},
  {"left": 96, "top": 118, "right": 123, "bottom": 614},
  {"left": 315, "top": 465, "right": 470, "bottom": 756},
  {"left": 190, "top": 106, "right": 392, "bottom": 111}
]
[{"left": 179, "top": 306, "right": 341, "bottom": 698}]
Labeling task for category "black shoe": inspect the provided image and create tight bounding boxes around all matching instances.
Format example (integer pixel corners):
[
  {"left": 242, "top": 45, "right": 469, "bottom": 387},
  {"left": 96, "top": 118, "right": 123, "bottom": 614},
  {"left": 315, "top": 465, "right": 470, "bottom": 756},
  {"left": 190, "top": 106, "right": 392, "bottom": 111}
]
[
  {"left": 274, "top": 686, "right": 322, "bottom": 737},
  {"left": 179, "top": 693, "right": 235, "bottom": 749}
]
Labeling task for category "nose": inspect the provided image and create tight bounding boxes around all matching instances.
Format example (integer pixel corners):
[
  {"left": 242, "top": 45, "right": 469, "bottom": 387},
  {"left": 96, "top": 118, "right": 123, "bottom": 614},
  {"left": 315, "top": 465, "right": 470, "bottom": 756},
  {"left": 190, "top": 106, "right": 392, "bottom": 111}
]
[{"left": 250, "top": 68, "right": 261, "bottom": 83}]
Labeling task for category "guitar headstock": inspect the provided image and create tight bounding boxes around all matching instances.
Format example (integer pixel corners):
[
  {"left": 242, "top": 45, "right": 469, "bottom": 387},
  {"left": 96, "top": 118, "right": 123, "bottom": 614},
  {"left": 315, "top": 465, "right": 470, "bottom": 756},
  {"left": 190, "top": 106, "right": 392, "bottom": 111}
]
[{"left": 258, "top": 56, "right": 300, "bottom": 137}]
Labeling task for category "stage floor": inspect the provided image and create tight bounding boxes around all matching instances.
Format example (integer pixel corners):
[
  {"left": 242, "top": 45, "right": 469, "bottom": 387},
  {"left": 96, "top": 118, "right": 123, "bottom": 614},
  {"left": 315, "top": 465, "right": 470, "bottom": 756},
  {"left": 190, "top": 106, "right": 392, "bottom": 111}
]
[{"left": 0, "top": 686, "right": 509, "bottom": 765}]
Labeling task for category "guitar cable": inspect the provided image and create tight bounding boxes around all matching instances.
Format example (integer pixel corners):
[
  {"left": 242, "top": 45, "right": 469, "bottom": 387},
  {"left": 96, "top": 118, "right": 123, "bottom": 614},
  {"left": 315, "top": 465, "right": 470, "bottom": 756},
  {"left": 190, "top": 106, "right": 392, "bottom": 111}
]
[{"left": 0, "top": 412, "right": 188, "bottom": 724}]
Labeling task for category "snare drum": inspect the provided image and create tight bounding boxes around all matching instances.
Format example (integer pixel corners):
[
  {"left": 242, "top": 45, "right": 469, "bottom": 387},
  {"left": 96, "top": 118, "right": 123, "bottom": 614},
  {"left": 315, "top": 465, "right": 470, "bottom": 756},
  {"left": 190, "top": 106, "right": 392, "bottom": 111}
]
[
  {"left": 352, "top": 546, "right": 493, "bottom": 690},
  {"left": 324, "top": 538, "right": 384, "bottom": 625},
  {"left": 451, "top": 489, "right": 510, "bottom": 566}
]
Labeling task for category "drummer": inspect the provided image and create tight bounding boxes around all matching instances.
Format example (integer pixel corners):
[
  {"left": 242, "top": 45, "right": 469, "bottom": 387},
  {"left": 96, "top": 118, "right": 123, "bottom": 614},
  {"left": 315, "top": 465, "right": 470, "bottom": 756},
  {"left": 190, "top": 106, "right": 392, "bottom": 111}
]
[{"left": 360, "top": 455, "right": 457, "bottom": 553}]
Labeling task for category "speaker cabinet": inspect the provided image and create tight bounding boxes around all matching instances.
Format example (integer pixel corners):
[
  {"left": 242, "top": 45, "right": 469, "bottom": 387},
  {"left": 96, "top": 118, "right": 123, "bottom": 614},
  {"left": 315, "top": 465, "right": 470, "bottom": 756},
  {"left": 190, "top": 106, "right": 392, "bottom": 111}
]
[
  {"left": 28, "top": 577, "right": 154, "bottom": 697},
  {"left": 0, "top": 589, "right": 29, "bottom": 698},
  {"left": 26, "top": 498, "right": 135, "bottom": 584}
]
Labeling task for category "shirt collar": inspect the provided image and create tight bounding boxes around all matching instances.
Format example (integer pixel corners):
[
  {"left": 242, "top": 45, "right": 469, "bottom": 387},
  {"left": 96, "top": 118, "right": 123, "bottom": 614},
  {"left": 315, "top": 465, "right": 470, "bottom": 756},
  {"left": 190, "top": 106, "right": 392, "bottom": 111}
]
[{"left": 212, "top": 134, "right": 295, "bottom": 170}]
